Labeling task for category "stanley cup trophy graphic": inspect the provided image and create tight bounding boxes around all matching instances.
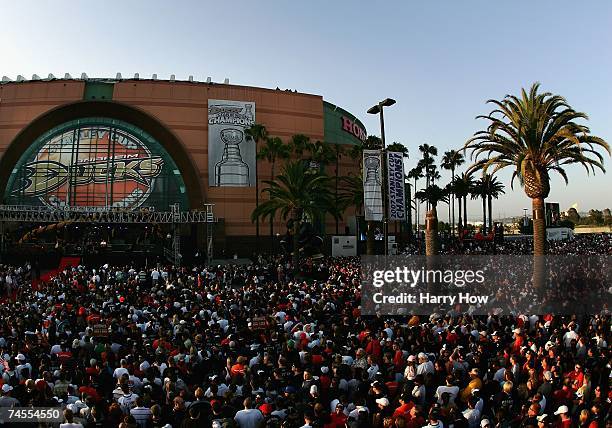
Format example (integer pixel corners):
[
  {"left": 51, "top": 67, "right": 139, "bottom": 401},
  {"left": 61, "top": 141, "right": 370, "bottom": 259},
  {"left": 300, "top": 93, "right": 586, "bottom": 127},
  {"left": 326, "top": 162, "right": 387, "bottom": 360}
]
[
  {"left": 215, "top": 128, "right": 250, "bottom": 186},
  {"left": 364, "top": 154, "right": 383, "bottom": 220}
]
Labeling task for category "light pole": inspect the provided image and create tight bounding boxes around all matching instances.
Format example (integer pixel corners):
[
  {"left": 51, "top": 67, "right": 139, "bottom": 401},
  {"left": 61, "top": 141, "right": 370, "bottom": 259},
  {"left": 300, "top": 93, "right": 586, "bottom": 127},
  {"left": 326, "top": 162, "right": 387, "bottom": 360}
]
[{"left": 367, "top": 98, "right": 396, "bottom": 256}]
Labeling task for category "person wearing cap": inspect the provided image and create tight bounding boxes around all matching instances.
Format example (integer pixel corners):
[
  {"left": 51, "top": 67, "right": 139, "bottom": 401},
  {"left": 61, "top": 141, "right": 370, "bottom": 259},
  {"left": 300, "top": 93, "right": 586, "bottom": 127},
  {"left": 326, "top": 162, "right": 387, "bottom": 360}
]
[
  {"left": 552, "top": 404, "right": 571, "bottom": 427},
  {"left": 417, "top": 352, "right": 434, "bottom": 375},
  {"left": 536, "top": 413, "right": 552, "bottom": 427},
  {"left": 0, "top": 383, "right": 20, "bottom": 407}
]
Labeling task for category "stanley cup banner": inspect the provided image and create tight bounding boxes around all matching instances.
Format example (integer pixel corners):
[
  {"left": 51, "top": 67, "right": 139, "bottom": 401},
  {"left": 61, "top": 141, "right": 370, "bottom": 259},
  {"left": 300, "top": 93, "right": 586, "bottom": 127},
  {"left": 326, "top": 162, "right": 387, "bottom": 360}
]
[
  {"left": 208, "top": 100, "right": 256, "bottom": 187},
  {"left": 386, "top": 151, "right": 406, "bottom": 221},
  {"left": 363, "top": 150, "right": 383, "bottom": 221}
]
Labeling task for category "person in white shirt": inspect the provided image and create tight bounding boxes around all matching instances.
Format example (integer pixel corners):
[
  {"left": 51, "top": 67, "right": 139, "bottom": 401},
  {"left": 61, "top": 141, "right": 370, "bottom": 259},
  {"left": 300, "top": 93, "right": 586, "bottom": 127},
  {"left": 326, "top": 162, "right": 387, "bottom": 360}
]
[
  {"left": 130, "top": 397, "right": 152, "bottom": 428},
  {"left": 117, "top": 385, "right": 139, "bottom": 414},
  {"left": 462, "top": 396, "right": 481, "bottom": 428},
  {"left": 234, "top": 397, "right": 263, "bottom": 428},
  {"left": 113, "top": 359, "right": 129, "bottom": 379},
  {"left": 435, "top": 374, "right": 460, "bottom": 404},
  {"left": 417, "top": 353, "right": 434, "bottom": 375}
]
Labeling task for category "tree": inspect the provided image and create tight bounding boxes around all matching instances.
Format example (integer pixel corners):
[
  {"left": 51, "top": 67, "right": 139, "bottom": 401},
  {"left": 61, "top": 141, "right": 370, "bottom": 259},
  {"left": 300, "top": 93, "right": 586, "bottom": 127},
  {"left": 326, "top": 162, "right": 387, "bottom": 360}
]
[
  {"left": 415, "top": 185, "right": 448, "bottom": 256},
  {"left": 244, "top": 124, "right": 268, "bottom": 241},
  {"left": 485, "top": 174, "right": 505, "bottom": 232},
  {"left": 257, "top": 136, "right": 292, "bottom": 237},
  {"left": 387, "top": 142, "right": 409, "bottom": 158},
  {"left": 465, "top": 83, "right": 609, "bottom": 259},
  {"left": 252, "top": 161, "right": 336, "bottom": 268},
  {"left": 289, "top": 134, "right": 314, "bottom": 160},
  {"left": 441, "top": 150, "right": 465, "bottom": 235},
  {"left": 454, "top": 173, "right": 474, "bottom": 234},
  {"left": 418, "top": 144, "right": 438, "bottom": 188},
  {"left": 588, "top": 209, "right": 604, "bottom": 225},
  {"left": 565, "top": 207, "right": 580, "bottom": 223},
  {"left": 330, "top": 144, "right": 346, "bottom": 235},
  {"left": 407, "top": 166, "right": 424, "bottom": 233},
  {"left": 470, "top": 178, "right": 488, "bottom": 234},
  {"left": 603, "top": 208, "right": 612, "bottom": 225}
]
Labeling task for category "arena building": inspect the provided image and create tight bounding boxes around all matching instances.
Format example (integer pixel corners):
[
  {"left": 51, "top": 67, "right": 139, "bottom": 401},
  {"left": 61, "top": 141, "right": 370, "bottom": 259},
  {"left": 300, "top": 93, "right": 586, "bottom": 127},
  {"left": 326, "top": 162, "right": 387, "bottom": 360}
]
[{"left": 0, "top": 74, "right": 366, "bottom": 258}]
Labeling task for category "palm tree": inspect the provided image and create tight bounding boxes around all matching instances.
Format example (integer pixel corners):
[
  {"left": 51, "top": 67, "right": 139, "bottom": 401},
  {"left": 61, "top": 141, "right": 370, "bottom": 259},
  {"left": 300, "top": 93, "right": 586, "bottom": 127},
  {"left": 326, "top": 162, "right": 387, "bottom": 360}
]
[
  {"left": 470, "top": 178, "right": 488, "bottom": 234},
  {"left": 331, "top": 144, "right": 345, "bottom": 234},
  {"left": 454, "top": 173, "right": 474, "bottom": 234},
  {"left": 407, "top": 166, "right": 424, "bottom": 233},
  {"left": 441, "top": 150, "right": 465, "bottom": 235},
  {"left": 252, "top": 161, "right": 336, "bottom": 267},
  {"left": 258, "top": 136, "right": 292, "bottom": 237},
  {"left": 484, "top": 174, "right": 505, "bottom": 232},
  {"left": 289, "top": 134, "right": 314, "bottom": 160},
  {"left": 415, "top": 185, "right": 448, "bottom": 255},
  {"left": 418, "top": 144, "right": 438, "bottom": 187},
  {"left": 465, "top": 82, "right": 609, "bottom": 257},
  {"left": 244, "top": 124, "right": 268, "bottom": 241}
]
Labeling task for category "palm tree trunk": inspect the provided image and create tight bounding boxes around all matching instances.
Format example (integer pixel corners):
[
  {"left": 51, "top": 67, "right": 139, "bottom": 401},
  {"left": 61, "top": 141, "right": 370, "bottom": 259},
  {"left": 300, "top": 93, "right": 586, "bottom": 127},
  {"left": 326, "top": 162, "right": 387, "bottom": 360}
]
[
  {"left": 425, "top": 207, "right": 438, "bottom": 256},
  {"left": 532, "top": 197, "right": 546, "bottom": 256},
  {"left": 463, "top": 196, "right": 468, "bottom": 231},
  {"left": 451, "top": 169, "right": 455, "bottom": 236},
  {"left": 532, "top": 197, "right": 546, "bottom": 297},
  {"left": 270, "top": 159, "right": 275, "bottom": 238},
  {"left": 488, "top": 195, "right": 493, "bottom": 233},
  {"left": 292, "top": 209, "right": 303, "bottom": 272},
  {"left": 414, "top": 178, "right": 418, "bottom": 233},
  {"left": 482, "top": 197, "right": 487, "bottom": 234},
  {"left": 255, "top": 141, "right": 260, "bottom": 244},
  {"left": 406, "top": 182, "right": 413, "bottom": 241},
  {"left": 457, "top": 195, "right": 463, "bottom": 235}
]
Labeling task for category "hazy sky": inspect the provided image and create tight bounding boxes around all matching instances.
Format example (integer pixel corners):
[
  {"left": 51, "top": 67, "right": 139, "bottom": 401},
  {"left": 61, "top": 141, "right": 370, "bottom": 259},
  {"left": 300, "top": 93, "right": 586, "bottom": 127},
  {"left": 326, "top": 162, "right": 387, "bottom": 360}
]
[{"left": 2, "top": 1, "right": 611, "bottom": 219}]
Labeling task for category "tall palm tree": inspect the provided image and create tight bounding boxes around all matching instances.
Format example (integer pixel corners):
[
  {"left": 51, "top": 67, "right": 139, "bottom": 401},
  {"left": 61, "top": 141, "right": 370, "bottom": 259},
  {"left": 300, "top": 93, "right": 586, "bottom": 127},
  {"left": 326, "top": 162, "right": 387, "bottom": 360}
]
[
  {"left": 252, "top": 161, "right": 336, "bottom": 267},
  {"left": 407, "top": 166, "right": 424, "bottom": 233},
  {"left": 441, "top": 150, "right": 465, "bottom": 235},
  {"left": 244, "top": 124, "right": 268, "bottom": 241},
  {"left": 454, "top": 173, "right": 474, "bottom": 234},
  {"left": 418, "top": 144, "right": 438, "bottom": 187},
  {"left": 331, "top": 144, "right": 345, "bottom": 234},
  {"left": 470, "top": 178, "right": 488, "bottom": 234},
  {"left": 415, "top": 185, "right": 448, "bottom": 255},
  {"left": 484, "top": 174, "right": 505, "bottom": 232},
  {"left": 258, "top": 136, "right": 292, "bottom": 237},
  {"left": 465, "top": 82, "right": 609, "bottom": 257}
]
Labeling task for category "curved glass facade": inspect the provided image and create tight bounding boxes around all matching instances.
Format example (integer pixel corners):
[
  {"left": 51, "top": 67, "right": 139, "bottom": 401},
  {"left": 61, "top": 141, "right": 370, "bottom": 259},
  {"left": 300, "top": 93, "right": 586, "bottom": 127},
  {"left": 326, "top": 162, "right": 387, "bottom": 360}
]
[{"left": 5, "top": 117, "right": 188, "bottom": 210}]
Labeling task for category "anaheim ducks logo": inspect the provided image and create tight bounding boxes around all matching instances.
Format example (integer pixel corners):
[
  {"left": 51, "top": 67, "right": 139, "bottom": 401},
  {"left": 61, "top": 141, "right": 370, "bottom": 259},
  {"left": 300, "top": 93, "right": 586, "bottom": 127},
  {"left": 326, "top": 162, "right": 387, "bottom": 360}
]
[{"left": 14, "top": 127, "right": 164, "bottom": 209}]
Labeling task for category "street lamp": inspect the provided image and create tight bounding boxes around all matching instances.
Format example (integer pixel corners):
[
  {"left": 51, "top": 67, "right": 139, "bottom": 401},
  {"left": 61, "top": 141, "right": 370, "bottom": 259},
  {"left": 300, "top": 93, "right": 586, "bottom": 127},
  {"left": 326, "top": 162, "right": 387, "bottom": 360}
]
[{"left": 367, "top": 98, "right": 396, "bottom": 256}]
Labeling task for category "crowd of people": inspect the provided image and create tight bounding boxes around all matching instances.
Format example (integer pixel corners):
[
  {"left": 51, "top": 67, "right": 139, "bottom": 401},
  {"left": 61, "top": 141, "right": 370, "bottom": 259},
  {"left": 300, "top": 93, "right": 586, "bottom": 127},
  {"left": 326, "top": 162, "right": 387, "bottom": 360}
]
[{"left": 0, "top": 234, "right": 609, "bottom": 428}]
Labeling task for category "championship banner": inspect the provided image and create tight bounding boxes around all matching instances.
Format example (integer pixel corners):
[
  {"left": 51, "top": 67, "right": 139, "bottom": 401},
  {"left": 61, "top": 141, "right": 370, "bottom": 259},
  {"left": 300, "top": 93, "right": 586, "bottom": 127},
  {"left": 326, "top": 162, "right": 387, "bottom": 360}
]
[
  {"left": 208, "top": 100, "right": 256, "bottom": 187},
  {"left": 363, "top": 150, "right": 383, "bottom": 221},
  {"left": 386, "top": 151, "right": 406, "bottom": 220}
]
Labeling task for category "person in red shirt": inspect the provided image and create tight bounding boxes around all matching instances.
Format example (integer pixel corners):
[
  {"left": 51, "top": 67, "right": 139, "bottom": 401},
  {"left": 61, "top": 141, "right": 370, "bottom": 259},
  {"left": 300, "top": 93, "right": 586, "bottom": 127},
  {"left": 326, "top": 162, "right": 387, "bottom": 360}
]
[
  {"left": 393, "top": 394, "right": 415, "bottom": 422},
  {"left": 365, "top": 333, "right": 382, "bottom": 363},
  {"left": 565, "top": 363, "right": 584, "bottom": 390},
  {"left": 326, "top": 403, "right": 348, "bottom": 428}
]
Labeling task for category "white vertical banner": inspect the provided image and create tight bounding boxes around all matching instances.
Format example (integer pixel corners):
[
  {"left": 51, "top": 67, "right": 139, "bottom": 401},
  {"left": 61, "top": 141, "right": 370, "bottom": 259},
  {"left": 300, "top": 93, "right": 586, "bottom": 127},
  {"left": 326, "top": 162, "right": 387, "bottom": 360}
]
[
  {"left": 363, "top": 150, "right": 383, "bottom": 221},
  {"left": 386, "top": 151, "right": 406, "bottom": 221}
]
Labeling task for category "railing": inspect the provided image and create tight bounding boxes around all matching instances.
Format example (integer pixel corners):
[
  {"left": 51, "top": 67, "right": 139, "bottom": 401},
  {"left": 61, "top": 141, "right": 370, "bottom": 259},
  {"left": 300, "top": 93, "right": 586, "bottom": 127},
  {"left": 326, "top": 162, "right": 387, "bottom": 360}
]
[{"left": 0, "top": 204, "right": 216, "bottom": 224}]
